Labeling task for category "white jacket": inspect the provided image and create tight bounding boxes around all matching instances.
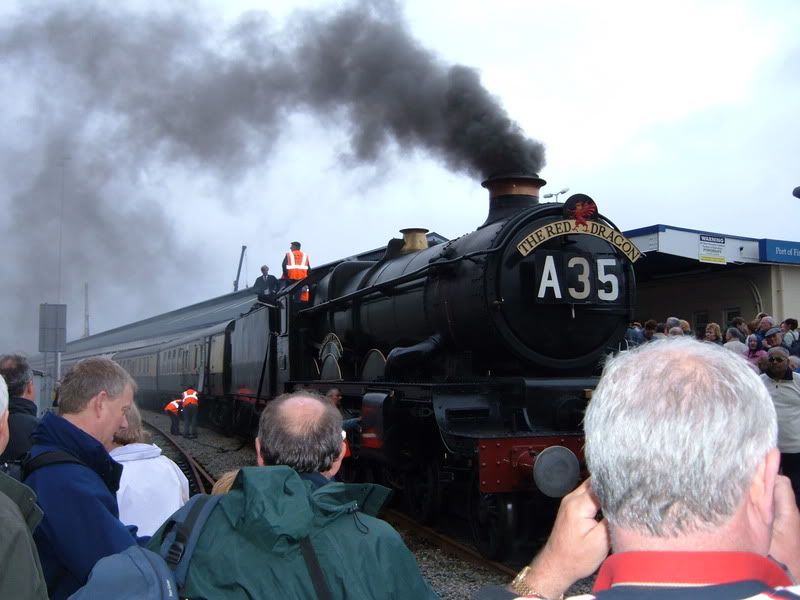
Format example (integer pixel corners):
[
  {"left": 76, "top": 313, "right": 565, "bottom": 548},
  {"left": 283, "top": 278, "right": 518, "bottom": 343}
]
[
  {"left": 110, "top": 443, "right": 190, "bottom": 536},
  {"left": 761, "top": 372, "right": 800, "bottom": 453}
]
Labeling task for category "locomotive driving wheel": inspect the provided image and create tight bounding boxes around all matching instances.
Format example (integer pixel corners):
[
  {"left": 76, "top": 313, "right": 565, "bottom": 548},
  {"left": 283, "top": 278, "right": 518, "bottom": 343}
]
[{"left": 469, "top": 488, "right": 516, "bottom": 560}]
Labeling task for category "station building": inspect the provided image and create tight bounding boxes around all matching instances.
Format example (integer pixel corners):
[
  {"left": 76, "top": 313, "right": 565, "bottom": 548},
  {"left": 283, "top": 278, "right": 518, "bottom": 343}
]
[{"left": 626, "top": 224, "right": 800, "bottom": 335}]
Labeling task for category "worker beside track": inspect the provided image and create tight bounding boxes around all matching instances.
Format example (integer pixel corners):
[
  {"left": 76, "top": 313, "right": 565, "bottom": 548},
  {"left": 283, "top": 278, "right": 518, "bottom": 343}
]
[
  {"left": 163, "top": 397, "right": 183, "bottom": 435},
  {"left": 181, "top": 388, "right": 199, "bottom": 439}
]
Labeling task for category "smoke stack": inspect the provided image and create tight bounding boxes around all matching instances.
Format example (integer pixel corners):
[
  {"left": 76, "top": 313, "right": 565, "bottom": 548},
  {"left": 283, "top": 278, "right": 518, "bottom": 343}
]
[{"left": 481, "top": 173, "right": 546, "bottom": 225}]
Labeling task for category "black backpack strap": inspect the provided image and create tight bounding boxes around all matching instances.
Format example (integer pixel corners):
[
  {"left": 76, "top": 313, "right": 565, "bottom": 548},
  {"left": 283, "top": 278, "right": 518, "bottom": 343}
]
[
  {"left": 160, "top": 494, "right": 221, "bottom": 591},
  {"left": 300, "top": 536, "right": 333, "bottom": 600},
  {"left": 21, "top": 450, "right": 85, "bottom": 480}
]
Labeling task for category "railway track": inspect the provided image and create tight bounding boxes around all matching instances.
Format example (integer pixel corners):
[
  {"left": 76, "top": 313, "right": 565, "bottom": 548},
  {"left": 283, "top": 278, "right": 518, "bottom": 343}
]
[
  {"left": 382, "top": 508, "right": 517, "bottom": 579},
  {"left": 142, "top": 417, "right": 217, "bottom": 495}
]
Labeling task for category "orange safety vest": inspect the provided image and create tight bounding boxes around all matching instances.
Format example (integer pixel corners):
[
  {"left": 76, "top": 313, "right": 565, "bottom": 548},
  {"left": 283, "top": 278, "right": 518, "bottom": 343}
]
[
  {"left": 164, "top": 399, "right": 182, "bottom": 414},
  {"left": 285, "top": 250, "right": 309, "bottom": 280},
  {"left": 182, "top": 389, "right": 199, "bottom": 406}
]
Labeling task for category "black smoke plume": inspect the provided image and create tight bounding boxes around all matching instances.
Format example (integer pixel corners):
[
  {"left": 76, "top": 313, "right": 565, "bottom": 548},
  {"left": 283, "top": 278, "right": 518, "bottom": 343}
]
[{"left": 0, "top": 0, "right": 545, "bottom": 352}]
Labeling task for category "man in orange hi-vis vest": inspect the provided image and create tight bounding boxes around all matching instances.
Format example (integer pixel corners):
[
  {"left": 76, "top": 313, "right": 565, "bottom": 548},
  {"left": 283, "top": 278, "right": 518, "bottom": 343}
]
[
  {"left": 281, "top": 241, "right": 310, "bottom": 281},
  {"left": 163, "top": 397, "right": 183, "bottom": 434},
  {"left": 181, "top": 388, "right": 199, "bottom": 438}
]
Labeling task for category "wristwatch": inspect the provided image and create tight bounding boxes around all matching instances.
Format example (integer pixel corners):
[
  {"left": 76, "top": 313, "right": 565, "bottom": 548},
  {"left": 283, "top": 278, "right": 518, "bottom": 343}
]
[{"left": 510, "top": 566, "right": 564, "bottom": 599}]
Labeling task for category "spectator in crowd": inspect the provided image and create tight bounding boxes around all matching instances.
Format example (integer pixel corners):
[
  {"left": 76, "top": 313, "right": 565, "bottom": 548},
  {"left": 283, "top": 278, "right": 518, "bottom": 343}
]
[
  {"left": 24, "top": 357, "right": 143, "bottom": 600},
  {"left": 761, "top": 346, "right": 800, "bottom": 505},
  {"left": 746, "top": 334, "right": 768, "bottom": 369},
  {"left": 667, "top": 326, "right": 683, "bottom": 337},
  {"left": 0, "top": 374, "right": 48, "bottom": 599},
  {"left": 663, "top": 316, "right": 680, "bottom": 335},
  {"left": 678, "top": 319, "right": 692, "bottom": 336},
  {"left": 109, "top": 402, "right": 189, "bottom": 536},
  {"left": 151, "top": 390, "right": 437, "bottom": 599},
  {"left": 477, "top": 338, "right": 800, "bottom": 600},
  {"left": 642, "top": 319, "right": 658, "bottom": 342},
  {"left": 763, "top": 326, "right": 784, "bottom": 350},
  {"left": 790, "top": 356, "right": 800, "bottom": 373},
  {"left": 783, "top": 318, "right": 799, "bottom": 350},
  {"left": 703, "top": 322, "right": 723, "bottom": 344},
  {"left": 653, "top": 322, "right": 666, "bottom": 340},
  {"left": 623, "top": 322, "right": 644, "bottom": 347},
  {"left": 756, "top": 315, "right": 776, "bottom": 345},
  {"left": 0, "top": 354, "right": 39, "bottom": 464},
  {"left": 723, "top": 327, "right": 747, "bottom": 354},
  {"left": 731, "top": 316, "right": 751, "bottom": 339},
  {"left": 210, "top": 469, "right": 239, "bottom": 495}
]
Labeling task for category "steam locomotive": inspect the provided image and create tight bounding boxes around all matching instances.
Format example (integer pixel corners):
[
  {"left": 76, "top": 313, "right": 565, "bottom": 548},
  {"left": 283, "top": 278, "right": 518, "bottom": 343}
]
[{"left": 56, "top": 173, "right": 640, "bottom": 558}]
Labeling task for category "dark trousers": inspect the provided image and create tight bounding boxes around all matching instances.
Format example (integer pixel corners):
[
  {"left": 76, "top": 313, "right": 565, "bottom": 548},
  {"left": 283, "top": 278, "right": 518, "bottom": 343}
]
[
  {"left": 165, "top": 410, "right": 181, "bottom": 435},
  {"left": 183, "top": 403, "right": 198, "bottom": 437},
  {"left": 781, "top": 452, "right": 800, "bottom": 507}
]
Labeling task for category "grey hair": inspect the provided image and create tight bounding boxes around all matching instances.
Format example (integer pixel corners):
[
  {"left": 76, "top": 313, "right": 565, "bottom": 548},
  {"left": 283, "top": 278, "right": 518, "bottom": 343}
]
[
  {"left": 0, "top": 354, "right": 33, "bottom": 397},
  {"left": 585, "top": 337, "right": 777, "bottom": 537},
  {"left": 664, "top": 316, "right": 681, "bottom": 330},
  {"left": 112, "top": 401, "right": 150, "bottom": 445},
  {"left": 0, "top": 375, "right": 8, "bottom": 416},
  {"left": 58, "top": 357, "right": 136, "bottom": 415},
  {"left": 257, "top": 391, "right": 342, "bottom": 473}
]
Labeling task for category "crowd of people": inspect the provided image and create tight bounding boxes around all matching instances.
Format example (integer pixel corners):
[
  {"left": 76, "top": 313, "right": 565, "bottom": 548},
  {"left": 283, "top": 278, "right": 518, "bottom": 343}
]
[{"left": 1, "top": 313, "right": 800, "bottom": 598}]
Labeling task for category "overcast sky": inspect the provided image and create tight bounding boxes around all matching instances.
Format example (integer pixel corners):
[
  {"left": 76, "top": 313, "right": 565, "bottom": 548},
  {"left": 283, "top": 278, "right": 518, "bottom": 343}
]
[{"left": 1, "top": 0, "right": 798, "bottom": 353}]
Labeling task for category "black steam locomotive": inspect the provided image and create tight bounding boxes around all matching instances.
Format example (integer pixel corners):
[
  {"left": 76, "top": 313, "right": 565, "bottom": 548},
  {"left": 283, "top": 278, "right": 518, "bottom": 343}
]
[{"left": 58, "top": 173, "right": 640, "bottom": 558}]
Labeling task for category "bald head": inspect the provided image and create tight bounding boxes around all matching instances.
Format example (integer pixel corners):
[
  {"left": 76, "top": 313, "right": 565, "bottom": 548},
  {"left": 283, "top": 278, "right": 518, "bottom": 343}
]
[{"left": 257, "top": 391, "right": 343, "bottom": 473}]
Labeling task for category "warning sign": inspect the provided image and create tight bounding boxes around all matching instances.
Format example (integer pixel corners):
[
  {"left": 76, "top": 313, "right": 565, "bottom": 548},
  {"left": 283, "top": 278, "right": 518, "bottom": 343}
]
[{"left": 699, "top": 234, "right": 726, "bottom": 264}]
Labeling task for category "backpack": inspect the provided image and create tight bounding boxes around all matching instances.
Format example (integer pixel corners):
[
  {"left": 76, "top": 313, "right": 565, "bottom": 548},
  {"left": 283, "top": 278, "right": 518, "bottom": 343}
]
[
  {"left": 789, "top": 333, "right": 800, "bottom": 357},
  {"left": 68, "top": 493, "right": 221, "bottom": 600}
]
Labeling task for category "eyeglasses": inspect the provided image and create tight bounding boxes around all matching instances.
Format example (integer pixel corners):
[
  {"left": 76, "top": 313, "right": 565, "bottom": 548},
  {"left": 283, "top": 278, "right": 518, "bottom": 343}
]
[{"left": 768, "top": 357, "right": 786, "bottom": 363}]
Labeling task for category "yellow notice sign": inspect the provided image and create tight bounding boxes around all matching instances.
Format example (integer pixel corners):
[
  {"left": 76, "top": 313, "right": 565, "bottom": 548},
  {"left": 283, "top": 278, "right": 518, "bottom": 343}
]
[{"left": 517, "top": 220, "right": 642, "bottom": 263}]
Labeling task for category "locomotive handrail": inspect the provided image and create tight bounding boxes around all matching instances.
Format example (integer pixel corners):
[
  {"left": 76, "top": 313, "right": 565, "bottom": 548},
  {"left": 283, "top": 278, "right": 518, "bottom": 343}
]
[{"left": 296, "top": 247, "right": 503, "bottom": 316}]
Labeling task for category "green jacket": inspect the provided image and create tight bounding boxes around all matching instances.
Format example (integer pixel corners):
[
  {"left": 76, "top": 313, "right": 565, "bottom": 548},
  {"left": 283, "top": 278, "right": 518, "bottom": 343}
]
[
  {"left": 0, "top": 470, "right": 48, "bottom": 599},
  {"left": 151, "top": 466, "right": 438, "bottom": 599}
]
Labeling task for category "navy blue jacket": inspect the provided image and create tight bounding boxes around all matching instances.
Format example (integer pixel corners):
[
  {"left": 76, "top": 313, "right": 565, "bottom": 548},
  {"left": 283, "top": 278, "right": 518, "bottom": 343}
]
[{"left": 24, "top": 412, "right": 140, "bottom": 600}]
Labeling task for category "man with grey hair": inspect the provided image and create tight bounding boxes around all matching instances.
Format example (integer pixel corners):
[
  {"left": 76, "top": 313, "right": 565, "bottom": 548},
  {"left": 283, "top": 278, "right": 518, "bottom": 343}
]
[
  {"left": 761, "top": 345, "right": 800, "bottom": 505},
  {"left": 0, "top": 353, "right": 39, "bottom": 463},
  {"left": 162, "top": 390, "right": 437, "bottom": 599},
  {"left": 24, "top": 357, "right": 142, "bottom": 600},
  {"left": 0, "top": 374, "right": 48, "bottom": 598},
  {"left": 478, "top": 338, "right": 800, "bottom": 599},
  {"left": 663, "top": 315, "right": 680, "bottom": 335}
]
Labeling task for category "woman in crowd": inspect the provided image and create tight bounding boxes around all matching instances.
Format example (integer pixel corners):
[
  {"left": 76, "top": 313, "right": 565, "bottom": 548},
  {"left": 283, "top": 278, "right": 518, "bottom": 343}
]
[
  {"left": 745, "top": 334, "right": 768, "bottom": 370},
  {"left": 110, "top": 402, "right": 189, "bottom": 536},
  {"left": 704, "top": 322, "right": 724, "bottom": 344}
]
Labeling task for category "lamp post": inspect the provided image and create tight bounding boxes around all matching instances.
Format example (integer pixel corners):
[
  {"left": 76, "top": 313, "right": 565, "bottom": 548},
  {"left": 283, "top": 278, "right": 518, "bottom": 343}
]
[{"left": 543, "top": 187, "right": 570, "bottom": 202}]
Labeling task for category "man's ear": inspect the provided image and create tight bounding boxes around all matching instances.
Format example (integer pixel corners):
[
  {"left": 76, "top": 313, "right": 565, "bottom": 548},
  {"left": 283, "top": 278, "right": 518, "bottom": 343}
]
[
  {"left": 89, "top": 390, "right": 108, "bottom": 418},
  {"left": 255, "top": 437, "right": 265, "bottom": 466},
  {"left": 750, "top": 447, "right": 781, "bottom": 524}
]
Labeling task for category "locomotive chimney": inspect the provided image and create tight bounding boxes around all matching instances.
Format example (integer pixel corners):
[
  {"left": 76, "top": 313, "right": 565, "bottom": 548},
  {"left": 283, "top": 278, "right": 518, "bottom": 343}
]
[
  {"left": 481, "top": 173, "right": 546, "bottom": 225},
  {"left": 399, "top": 228, "right": 429, "bottom": 253}
]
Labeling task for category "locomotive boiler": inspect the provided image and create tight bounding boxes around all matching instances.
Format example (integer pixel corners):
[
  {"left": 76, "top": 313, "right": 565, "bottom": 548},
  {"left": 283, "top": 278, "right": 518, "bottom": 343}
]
[{"left": 278, "top": 173, "right": 640, "bottom": 558}]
